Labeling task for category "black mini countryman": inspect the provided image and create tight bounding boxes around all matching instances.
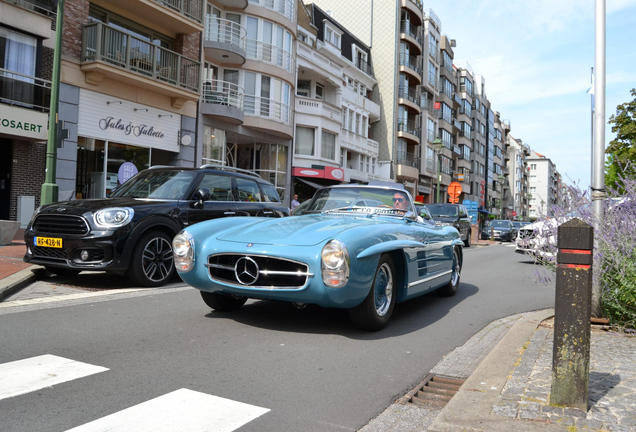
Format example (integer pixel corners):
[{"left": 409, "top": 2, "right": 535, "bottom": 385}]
[{"left": 24, "top": 165, "right": 289, "bottom": 286}]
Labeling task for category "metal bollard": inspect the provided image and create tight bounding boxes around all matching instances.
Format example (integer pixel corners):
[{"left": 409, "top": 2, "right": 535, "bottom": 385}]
[{"left": 550, "top": 218, "right": 593, "bottom": 410}]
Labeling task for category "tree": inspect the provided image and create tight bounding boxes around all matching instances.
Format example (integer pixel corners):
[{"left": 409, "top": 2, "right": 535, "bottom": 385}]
[{"left": 606, "top": 88, "right": 636, "bottom": 191}]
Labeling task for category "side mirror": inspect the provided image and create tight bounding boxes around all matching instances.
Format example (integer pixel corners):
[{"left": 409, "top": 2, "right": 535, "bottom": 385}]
[{"left": 193, "top": 187, "right": 211, "bottom": 209}]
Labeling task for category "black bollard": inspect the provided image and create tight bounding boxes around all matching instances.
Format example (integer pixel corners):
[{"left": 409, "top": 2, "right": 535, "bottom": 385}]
[{"left": 550, "top": 218, "right": 593, "bottom": 410}]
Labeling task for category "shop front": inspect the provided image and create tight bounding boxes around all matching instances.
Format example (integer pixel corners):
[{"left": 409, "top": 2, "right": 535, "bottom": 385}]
[
  {"left": 292, "top": 165, "right": 345, "bottom": 203},
  {"left": 0, "top": 103, "right": 49, "bottom": 221},
  {"left": 76, "top": 89, "right": 191, "bottom": 199}
]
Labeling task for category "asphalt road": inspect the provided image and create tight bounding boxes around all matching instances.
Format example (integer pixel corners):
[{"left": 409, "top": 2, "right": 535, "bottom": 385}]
[{"left": 0, "top": 243, "right": 554, "bottom": 432}]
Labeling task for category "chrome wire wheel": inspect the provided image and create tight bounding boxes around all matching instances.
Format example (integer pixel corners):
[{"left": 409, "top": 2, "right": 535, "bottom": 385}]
[
  {"left": 142, "top": 236, "right": 173, "bottom": 282},
  {"left": 374, "top": 262, "right": 394, "bottom": 317},
  {"left": 449, "top": 249, "right": 460, "bottom": 287}
]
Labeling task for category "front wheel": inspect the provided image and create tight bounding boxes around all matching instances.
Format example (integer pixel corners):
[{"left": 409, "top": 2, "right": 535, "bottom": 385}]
[
  {"left": 127, "top": 230, "right": 174, "bottom": 287},
  {"left": 201, "top": 291, "right": 247, "bottom": 311},
  {"left": 464, "top": 230, "right": 471, "bottom": 247},
  {"left": 438, "top": 247, "right": 461, "bottom": 297},
  {"left": 349, "top": 255, "right": 396, "bottom": 331}
]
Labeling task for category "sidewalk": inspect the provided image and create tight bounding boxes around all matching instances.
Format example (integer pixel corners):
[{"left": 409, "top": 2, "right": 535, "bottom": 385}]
[{"left": 0, "top": 229, "right": 44, "bottom": 302}]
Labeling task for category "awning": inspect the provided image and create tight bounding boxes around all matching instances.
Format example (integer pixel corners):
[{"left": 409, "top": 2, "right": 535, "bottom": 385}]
[
  {"left": 296, "top": 177, "right": 326, "bottom": 190},
  {"left": 478, "top": 209, "right": 493, "bottom": 214}
]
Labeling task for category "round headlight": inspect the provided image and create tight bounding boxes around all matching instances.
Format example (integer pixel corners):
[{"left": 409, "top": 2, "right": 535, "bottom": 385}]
[
  {"left": 94, "top": 208, "right": 134, "bottom": 228},
  {"left": 321, "top": 240, "right": 347, "bottom": 269},
  {"left": 173, "top": 231, "right": 194, "bottom": 272}
]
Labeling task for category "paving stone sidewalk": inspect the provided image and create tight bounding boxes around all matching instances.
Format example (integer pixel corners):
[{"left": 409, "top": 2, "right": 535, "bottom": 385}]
[{"left": 493, "top": 326, "right": 636, "bottom": 431}]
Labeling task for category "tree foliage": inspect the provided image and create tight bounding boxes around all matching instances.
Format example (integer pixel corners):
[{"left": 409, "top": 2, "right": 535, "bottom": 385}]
[{"left": 606, "top": 88, "right": 636, "bottom": 191}]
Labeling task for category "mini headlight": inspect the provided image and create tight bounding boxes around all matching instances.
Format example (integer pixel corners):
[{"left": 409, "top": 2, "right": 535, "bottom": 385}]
[
  {"left": 321, "top": 240, "right": 349, "bottom": 288},
  {"left": 94, "top": 208, "right": 134, "bottom": 228},
  {"left": 173, "top": 231, "right": 194, "bottom": 272}
]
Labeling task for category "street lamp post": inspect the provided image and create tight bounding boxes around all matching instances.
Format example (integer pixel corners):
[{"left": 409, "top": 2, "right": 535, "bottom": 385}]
[{"left": 433, "top": 138, "right": 444, "bottom": 203}]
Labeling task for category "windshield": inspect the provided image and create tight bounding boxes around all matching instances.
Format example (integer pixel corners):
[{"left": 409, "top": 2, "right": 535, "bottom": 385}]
[
  {"left": 302, "top": 187, "right": 414, "bottom": 215},
  {"left": 426, "top": 204, "right": 458, "bottom": 217},
  {"left": 488, "top": 220, "right": 512, "bottom": 228},
  {"left": 110, "top": 170, "right": 196, "bottom": 199}
]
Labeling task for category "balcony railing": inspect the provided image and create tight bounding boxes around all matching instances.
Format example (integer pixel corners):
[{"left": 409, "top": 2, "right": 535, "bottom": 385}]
[
  {"left": 202, "top": 79, "right": 243, "bottom": 109},
  {"left": 4, "top": 0, "right": 55, "bottom": 17},
  {"left": 246, "top": 40, "right": 293, "bottom": 73},
  {"left": 0, "top": 68, "right": 51, "bottom": 112},
  {"left": 248, "top": 0, "right": 296, "bottom": 21},
  {"left": 205, "top": 17, "right": 247, "bottom": 52},
  {"left": 398, "top": 85, "right": 420, "bottom": 106},
  {"left": 82, "top": 22, "right": 200, "bottom": 92},
  {"left": 355, "top": 57, "right": 372, "bottom": 76},
  {"left": 157, "top": 0, "right": 203, "bottom": 24},
  {"left": 244, "top": 95, "right": 292, "bottom": 125},
  {"left": 399, "top": 53, "right": 421, "bottom": 76},
  {"left": 400, "top": 20, "right": 420, "bottom": 42},
  {"left": 397, "top": 119, "right": 421, "bottom": 138},
  {"left": 397, "top": 151, "right": 420, "bottom": 169}
]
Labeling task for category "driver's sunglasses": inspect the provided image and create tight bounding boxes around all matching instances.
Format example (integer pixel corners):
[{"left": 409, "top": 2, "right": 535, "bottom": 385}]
[{"left": 392, "top": 197, "right": 405, "bottom": 203}]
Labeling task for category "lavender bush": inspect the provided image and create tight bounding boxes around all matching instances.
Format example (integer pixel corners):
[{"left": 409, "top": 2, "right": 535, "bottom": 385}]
[{"left": 528, "top": 173, "right": 636, "bottom": 329}]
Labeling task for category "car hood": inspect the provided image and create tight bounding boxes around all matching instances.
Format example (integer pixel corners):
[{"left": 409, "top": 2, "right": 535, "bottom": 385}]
[
  {"left": 37, "top": 198, "right": 175, "bottom": 216},
  {"left": 217, "top": 214, "right": 390, "bottom": 247}
]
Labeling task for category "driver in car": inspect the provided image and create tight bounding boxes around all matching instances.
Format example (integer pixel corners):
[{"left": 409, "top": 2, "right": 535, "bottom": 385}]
[{"left": 392, "top": 192, "right": 409, "bottom": 211}]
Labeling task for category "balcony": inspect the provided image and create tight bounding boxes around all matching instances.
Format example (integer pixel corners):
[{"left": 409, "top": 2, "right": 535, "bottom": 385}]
[
  {"left": 204, "top": 17, "right": 247, "bottom": 65},
  {"left": 399, "top": 21, "right": 421, "bottom": 53},
  {"left": 80, "top": 22, "right": 200, "bottom": 108},
  {"left": 398, "top": 85, "right": 421, "bottom": 112},
  {"left": 0, "top": 68, "right": 51, "bottom": 112},
  {"left": 243, "top": 95, "right": 293, "bottom": 139},
  {"left": 401, "top": 0, "right": 423, "bottom": 24},
  {"left": 398, "top": 53, "right": 422, "bottom": 83},
  {"left": 355, "top": 57, "right": 373, "bottom": 76},
  {"left": 95, "top": 0, "right": 203, "bottom": 35},
  {"left": 246, "top": 39, "right": 294, "bottom": 78},
  {"left": 396, "top": 151, "right": 420, "bottom": 180},
  {"left": 201, "top": 79, "right": 244, "bottom": 124},
  {"left": 295, "top": 97, "right": 341, "bottom": 124},
  {"left": 397, "top": 119, "right": 421, "bottom": 143},
  {"left": 248, "top": 0, "right": 296, "bottom": 23},
  {"left": 4, "top": 0, "right": 55, "bottom": 17}
]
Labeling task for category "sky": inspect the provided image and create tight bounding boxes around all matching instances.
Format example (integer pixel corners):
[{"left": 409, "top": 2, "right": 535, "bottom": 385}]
[{"left": 424, "top": 0, "right": 636, "bottom": 189}]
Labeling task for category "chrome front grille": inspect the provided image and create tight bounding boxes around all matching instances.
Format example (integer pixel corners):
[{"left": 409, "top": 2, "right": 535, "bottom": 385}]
[
  {"left": 33, "top": 214, "right": 89, "bottom": 235},
  {"left": 207, "top": 254, "right": 311, "bottom": 289}
]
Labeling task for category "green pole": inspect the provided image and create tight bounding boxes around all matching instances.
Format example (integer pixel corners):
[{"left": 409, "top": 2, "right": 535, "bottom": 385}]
[{"left": 41, "top": 0, "right": 64, "bottom": 205}]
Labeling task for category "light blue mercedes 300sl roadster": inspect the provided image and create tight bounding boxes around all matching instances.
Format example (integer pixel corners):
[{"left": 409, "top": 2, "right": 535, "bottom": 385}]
[{"left": 173, "top": 185, "right": 463, "bottom": 331}]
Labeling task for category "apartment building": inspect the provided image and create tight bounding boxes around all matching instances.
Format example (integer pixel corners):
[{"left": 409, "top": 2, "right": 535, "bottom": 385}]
[
  {"left": 304, "top": 0, "right": 428, "bottom": 197},
  {"left": 526, "top": 149, "right": 559, "bottom": 219},
  {"left": 292, "top": 3, "right": 387, "bottom": 201},
  {"left": 1, "top": 0, "right": 57, "bottom": 222},
  {"left": 200, "top": 0, "right": 297, "bottom": 201},
  {"left": 506, "top": 135, "right": 530, "bottom": 220}
]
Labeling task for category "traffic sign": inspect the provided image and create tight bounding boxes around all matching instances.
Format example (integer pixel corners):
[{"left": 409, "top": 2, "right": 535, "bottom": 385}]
[{"left": 447, "top": 181, "right": 462, "bottom": 203}]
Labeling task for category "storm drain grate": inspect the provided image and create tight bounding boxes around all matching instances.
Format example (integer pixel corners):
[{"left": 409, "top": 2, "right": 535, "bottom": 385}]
[{"left": 399, "top": 374, "right": 465, "bottom": 409}]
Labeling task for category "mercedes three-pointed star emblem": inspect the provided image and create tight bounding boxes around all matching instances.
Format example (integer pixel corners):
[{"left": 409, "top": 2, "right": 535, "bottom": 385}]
[{"left": 235, "top": 256, "right": 259, "bottom": 286}]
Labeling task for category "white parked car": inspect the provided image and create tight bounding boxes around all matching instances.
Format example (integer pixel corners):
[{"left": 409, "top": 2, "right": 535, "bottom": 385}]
[{"left": 515, "top": 218, "right": 558, "bottom": 263}]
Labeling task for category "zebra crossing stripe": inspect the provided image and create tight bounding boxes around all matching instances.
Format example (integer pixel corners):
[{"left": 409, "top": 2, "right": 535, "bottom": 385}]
[
  {"left": 65, "top": 388, "right": 270, "bottom": 432},
  {"left": 0, "top": 354, "right": 108, "bottom": 401}
]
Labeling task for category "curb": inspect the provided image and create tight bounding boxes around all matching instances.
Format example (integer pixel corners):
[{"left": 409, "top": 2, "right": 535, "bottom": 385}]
[
  {"left": 428, "top": 309, "right": 557, "bottom": 432},
  {"left": 0, "top": 266, "right": 43, "bottom": 302}
]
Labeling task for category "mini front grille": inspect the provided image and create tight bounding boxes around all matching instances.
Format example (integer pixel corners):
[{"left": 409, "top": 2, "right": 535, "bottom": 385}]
[
  {"left": 32, "top": 246, "right": 68, "bottom": 260},
  {"left": 207, "top": 254, "right": 311, "bottom": 289},
  {"left": 33, "top": 215, "right": 89, "bottom": 235}
]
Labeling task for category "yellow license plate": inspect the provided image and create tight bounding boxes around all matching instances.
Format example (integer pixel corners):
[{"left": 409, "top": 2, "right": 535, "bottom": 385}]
[{"left": 35, "top": 237, "right": 63, "bottom": 248}]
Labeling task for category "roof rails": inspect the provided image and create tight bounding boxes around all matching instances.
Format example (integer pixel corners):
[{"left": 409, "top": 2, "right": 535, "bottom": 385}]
[{"left": 199, "top": 164, "right": 262, "bottom": 178}]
